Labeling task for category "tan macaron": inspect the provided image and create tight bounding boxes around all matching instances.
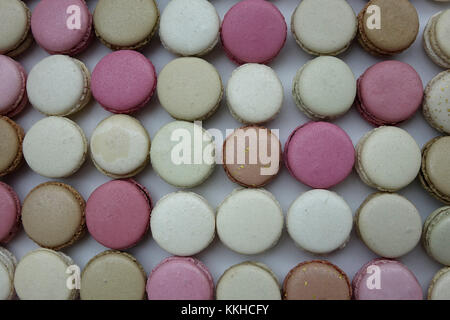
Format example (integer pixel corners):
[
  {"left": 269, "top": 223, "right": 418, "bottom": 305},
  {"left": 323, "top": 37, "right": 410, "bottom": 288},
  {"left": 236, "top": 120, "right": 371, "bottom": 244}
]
[{"left": 0, "top": 116, "right": 24, "bottom": 177}]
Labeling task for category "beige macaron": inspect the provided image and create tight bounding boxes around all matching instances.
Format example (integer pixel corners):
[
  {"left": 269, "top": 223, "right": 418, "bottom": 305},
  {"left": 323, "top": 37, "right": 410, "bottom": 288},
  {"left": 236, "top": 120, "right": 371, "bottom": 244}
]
[
  {"left": 423, "top": 9, "right": 450, "bottom": 69},
  {"left": 0, "top": 116, "right": 24, "bottom": 177}
]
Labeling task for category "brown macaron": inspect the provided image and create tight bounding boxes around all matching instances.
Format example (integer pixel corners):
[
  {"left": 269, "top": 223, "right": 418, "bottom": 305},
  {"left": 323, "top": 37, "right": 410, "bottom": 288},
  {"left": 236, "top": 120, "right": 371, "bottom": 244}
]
[
  {"left": 283, "top": 260, "right": 352, "bottom": 300},
  {"left": 21, "top": 182, "right": 86, "bottom": 250},
  {"left": 0, "top": 116, "right": 24, "bottom": 177},
  {"left": 419, "top": 136, "right": 450, "bottom": 205},
  {"left": 357, "top": 0, "right": 419, "bottom": 56},
  {"left": 222, "top": 126, "right": 281, "bottom": 188}
]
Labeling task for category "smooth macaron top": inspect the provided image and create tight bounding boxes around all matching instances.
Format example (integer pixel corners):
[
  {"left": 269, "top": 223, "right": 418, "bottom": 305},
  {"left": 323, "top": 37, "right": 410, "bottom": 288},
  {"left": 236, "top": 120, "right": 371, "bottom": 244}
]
[
  {"left": 284, "top": 122, "right": 355, "bottom": 189},
  {"left": 146, "top": 256, "right": 214, "bottom": 300},
  {"left": 0, "top": 116, "right": 23, "bottom": 177},
  {"left": 92, "top": 50, "right": 156, "bottom": 114},
  {"left": 86, "top": 180, "right": 151, "bottom": 250},
  {"left": 423, "top": 206, "right": 450, "bottom": 266},
  {"left": 435, "top": 9, "right": 450, "bottom": 58},
  {"left": 0, "top": 55, "right": 26, "bottom": 116},
  {"left": 353, "top": 259, "right": 422, "bottom": 300},
  {"left": 31, "top": 0, "right": 92, "bottom": 55},
  {"left": 0, "top": 0, "right": 30, "bottom": 55},
  {"left": 221, "top": 0, "right": 287, "bottom": 64},
  {"left": 357, "top": 61, "right": 423, "bottom": 125},
  {"left": 0, "top": 182, "right": 20, "bottom": 244}
]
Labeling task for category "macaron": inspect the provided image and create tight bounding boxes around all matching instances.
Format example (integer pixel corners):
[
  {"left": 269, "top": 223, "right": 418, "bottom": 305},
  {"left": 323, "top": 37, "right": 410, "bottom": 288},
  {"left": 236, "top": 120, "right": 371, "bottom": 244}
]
[
  {"left": 220, "top": 0, "right": 287, "bottom": 64},
  {"left": 0, "top": 0, "right": 31, "bottom": 57},
  {"left": 216, "top": 262, "right": 281, "bottom": 300},
  {"left": 0, "top": 116, "right": 24, "bottom": 177},
  {"left": 81, "top": 250, "right": 147, "bottom": 300},
  {"left": 31, "top": 0, "right": 93, "bottom": 55},
  {"left": 428, "top": 267, "right": 450, "bottom": 300},
  {"left": 94, "top": 0, "right": 159, "bottom": 51},
  {"left": 287, "top": 190, "right": 353, "bottom": 255},
  {"left": 423, "top": 70, "right": 450, "bottom": 134},
  {"left": 0, "top": 55, "right": 28, "bottom": 118},
  {"left": 284, "top": 122, "right": 355, "bottom": 189},
  {"left": 146, "top": 256, "right": 214, "bottom": 300},
  {"left": 283, "top": 260, "right": 352, "bottom": 300},
  {"left": 216, "top": 188, "right": 283, "bottom": 255},
  {"left": 422, "top": 206, "right": 450, "bottom": 266},
  {"left": 85, "top": 179, "right": 152, "bottom": 250},
  {"left": 356, "top": 61, "right": 423, "bottom": 126},
  {"left": 356, "top": 193, "right": 422, "bottom": 258},
  {"left": 226, "top": 63, "right": 283, "bottom": 124},
  {"left": 157, "top": 57, "right": 222, "bottom": 121},
  {"left": 0, "top": 247, "right": 16, "bottom": 300},
  {"left": 150, "top": 191, "right": 215, "bottom": 256},
  {"left": 27, "top": 55, "right": 91, "bottom": 116},
  {"left": 23, "top": 116, "right": 88, "bottom": 178},
  {"left": 159, "top": 0, "right": 220, "bottom": 56},
  {"left": 150, "top": 121, "right": 215, "bottom": 188},
  {"left": 91, "top": 50, "right": 157, "bottom": 114},
  {"left": 357, "top": 0, "right": 419, "bottom": 56},
  {"left": 352, "top": 259, "right": 423, "bottom": 300},
  {"left": 356, "top": 126, "right": 421, "bottom": 192},
  {"left": 222, "top": 126, "right": 281, "bottom": 188},
  {"left": 0, "top": 182, "right": 20, "bottom": 245},
  {"left": 90, "top": 114, "right": 150, "bottom": 179},
  {"left": 419, "top": 136, "right": 450, "bottom": 204},
  {"left": 14, "top": 248, "right": 78, "bottom": 300},
  {"left": 423, "top": 9, "right": 450, "bottom": 69},
  {"left": 22, "top": 182, "right": 85, "bottom": 250},
  {"left": 292, "top": 56, "right": 356, "bottom": 120},
  {"left": 291, "top": 0, "right": 357, "bottom": 56}
]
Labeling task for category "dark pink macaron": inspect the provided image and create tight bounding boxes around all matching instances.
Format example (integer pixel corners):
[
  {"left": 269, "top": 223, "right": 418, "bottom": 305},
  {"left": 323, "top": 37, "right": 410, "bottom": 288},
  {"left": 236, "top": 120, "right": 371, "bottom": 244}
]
[
  {"left": 85, "top": 179, "right": 152, "bottom": 250},
  {"left": 0, "top": 55, "right": 28, "bottom": 118},
  {"left": 356, "top": 61, "right": 423, "bottom": 126},
  {"left": 31, "top": 0, "right": 93, "bottom": 56},
  {"left": 91, "top": 50, "right": 157, "bottom": 114},
  {"left": 284, "top": 122, "right": 355, "bottom": 189},
  {"left": 221, "top": 0, "right": 287, "bottom": 65},
  {"left": 0, "top": 182, "right": 21, "bottom": 244}
]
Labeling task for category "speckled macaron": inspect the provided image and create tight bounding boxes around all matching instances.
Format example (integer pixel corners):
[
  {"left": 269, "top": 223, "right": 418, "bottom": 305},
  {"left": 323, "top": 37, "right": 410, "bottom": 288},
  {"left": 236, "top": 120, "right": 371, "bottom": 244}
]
[
  {"left": 157, "top": 57, "right": 222, "bottom": 121},
  {"left": 292, "top": 56, "right": 356, "bottom": 120},
  {"left": 222, "top": 126, "right": 281, "bottom": 188},
  {"left": 94, "top": 0, "right": 159, "bottom": 51},
  {"left": 0, "top": 116, "right": 24, "bottom": 177},
  {"left": 291, "top": 0, "right": 357, "bottom": 56},
  {"left": 22, "top": 182, "right": 85, "bottom": 250},
  {"left": 422, "top": 206, "right": 450, "bottom": 266},
  {"left": 356, "top": 193, "right": 422, "bottom": 258},
  {"left": 419, "top": 136, "right": 450, "bottom": 204},
  {"left": 23, "top": 116, "right": 88, "bottom": 178},
  {"left": 216, "top": 262, "right": 281, "bottom": 300},
  {"left": 423, "top": 9, "right": 450, "bottom": 69},
  {"left": 423, "top": 70, "right": 450, "bottom": 134},
  {"left": 0, "top": 182, "right": 20, "bottom": 245},
  {"left": 27, "top": 55, "right": 91, "bottom": 116},
  {"left": 81, "top": 250, "right": 147, "bottom": 300},
  {"left": 0, "top": 247, "right": 16, "bottom": 300},
  {"left": 0, "top": 55, "right": 28, "bottom": 118},
  {"left": 0, "top": 0, "right": 31, "bottom": 57},
  {"left": 226, "top": 63, "right": 283, "bottom": 124},
  {"left": 216, "top": 188, "right": 283, "bottom": 255},
  {"left": 90, "top": 114, "right": 150, "bottom": 179},
  {"left": 428, "top": 267, "right": 450, "bottom": 300},
  {"left": 356, "top": 126, "right": 421, "bottom": 192},
  {"left": 150, "top": 121, "right": 215, "bottom": 188}
]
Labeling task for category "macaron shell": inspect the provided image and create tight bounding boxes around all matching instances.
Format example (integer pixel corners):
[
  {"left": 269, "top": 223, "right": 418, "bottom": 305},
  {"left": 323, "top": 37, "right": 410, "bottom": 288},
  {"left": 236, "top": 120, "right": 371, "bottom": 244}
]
[
  {"left": 0, "top": 116, "right": 24, "bottom": 177},
  {"left": 0, "top": 182, "right": 21, "bottom": 244},
  {"left": 435, "top": 10, "right": 450, "bottom": 58},
  {"left": 0, "top": 55, "right": 26, "bottom": 115},
  {"left": 422, "top": 136, "right": 450, "bottom": 202},
  {"left": 0, "top": 0, "right": 30, "bottom": 55},
  {"left": 0, "top": 247, "right": 16, "bottom": 300},
  {"left": 423, "top": 70, "right": 450, "bottom": 134},
  {"left": 423, "top": 11, "right": 450, "bottom": 69},
  {"left": 428, "top": 268, "right": 450, "bottom": 300},
  {"left": 423, "top": 207, "right": 450, "bottom": 266}
]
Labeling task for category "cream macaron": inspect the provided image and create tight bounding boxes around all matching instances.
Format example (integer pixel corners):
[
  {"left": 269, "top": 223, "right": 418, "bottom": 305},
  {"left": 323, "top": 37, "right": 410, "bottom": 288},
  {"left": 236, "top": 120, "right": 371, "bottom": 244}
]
[
  {"left": 428, "top": 267, "right": 450, "bottom": 300},
  {"left": 0, "top": 0, "right": 32, "bottom": 57},
  {"left": 424, "top": 9, "right": 450, "bottom": 69},
  {"left": 423, "top": 70, "right": 450, "bottom": 134},
  {"left": 422, "top": 206, "right": 450, "bottom": 266},
  {"left": 0, "top": 247, "right": 17, "bottom": 300}
]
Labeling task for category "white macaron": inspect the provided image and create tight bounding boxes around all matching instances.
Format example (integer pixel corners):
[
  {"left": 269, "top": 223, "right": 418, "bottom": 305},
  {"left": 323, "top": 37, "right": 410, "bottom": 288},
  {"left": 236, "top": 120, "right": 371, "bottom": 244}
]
[{"left": 0, "top": 247, "right": 16, "bottom": 300}]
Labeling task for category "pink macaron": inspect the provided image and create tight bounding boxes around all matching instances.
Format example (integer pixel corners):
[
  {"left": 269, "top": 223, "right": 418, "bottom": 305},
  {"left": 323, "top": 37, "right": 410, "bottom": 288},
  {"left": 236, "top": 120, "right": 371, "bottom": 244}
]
[
  {"left": 220, "top": 0, "right": 287, "bottom": 65},
  {"left": 284, "top": 122, "right": 355, "bottom": 189},
  {"left": 356, "top": 61, "right": 423, "bottom": 126},
  {"left": 85, "top": 179, "right": 152, "bottom": 250},
  {"left": 352, "top": 258, "right": 423, "bottom": 300},
  {"left": 91, "top": 50, "right": 157, "bottom": 114},
  {"left": 146, "top": 256, "right": 214, "bottom": 300},
  {"left": 0, "top": 55, "right": 28, "bottom": 118},
  {"left": 0, "top": 182, "right": 21, "bottom": 244},
  {"left": 31, "top": 0, "right": 93, "bottom": 56}
]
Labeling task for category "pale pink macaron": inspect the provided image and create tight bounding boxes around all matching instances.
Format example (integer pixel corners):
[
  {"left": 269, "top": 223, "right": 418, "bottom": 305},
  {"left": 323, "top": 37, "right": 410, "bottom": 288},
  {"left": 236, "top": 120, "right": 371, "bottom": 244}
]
[
  {"left": 85, "top": 179, "right": 152, "bottom": 250},
  {"left": 0, "top": 55, "right": 28, "bottom": 118},
  {"left": 146, "top": 256, "right": 214, "bottom": 300},
  {"left": 221, "top": 0, "right": 287, "bottom": 64},
  {"left": 0, "top": 182, "right": 21, "bottom": 244},
  {"left": 356, "top": 61, "right": 423, "bottom": 126},
  {"left": 91, "top": 50, "right": 157, "bottom": 114},
  {"left": 31, "top": 0, "right": 93, "bottom": 55},
  {"left": 284, "top": 122, "right": 355, "bottom": 189}
]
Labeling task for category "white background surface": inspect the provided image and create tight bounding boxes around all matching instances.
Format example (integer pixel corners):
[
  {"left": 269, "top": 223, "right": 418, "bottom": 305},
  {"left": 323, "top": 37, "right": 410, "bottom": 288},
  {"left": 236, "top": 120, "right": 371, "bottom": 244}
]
[{"left": 3, "top": 0, "right": 450, "bottom": 297}]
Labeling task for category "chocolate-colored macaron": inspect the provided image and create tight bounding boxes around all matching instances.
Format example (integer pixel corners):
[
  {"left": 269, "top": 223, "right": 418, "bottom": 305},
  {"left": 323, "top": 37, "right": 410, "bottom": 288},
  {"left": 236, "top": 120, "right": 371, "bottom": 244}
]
[
  {"left": 222, "top": 126, "right": 281, "bottom": 188},
  {"left": 0, "top": 116, "right": 24, "bottom": 177}
]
